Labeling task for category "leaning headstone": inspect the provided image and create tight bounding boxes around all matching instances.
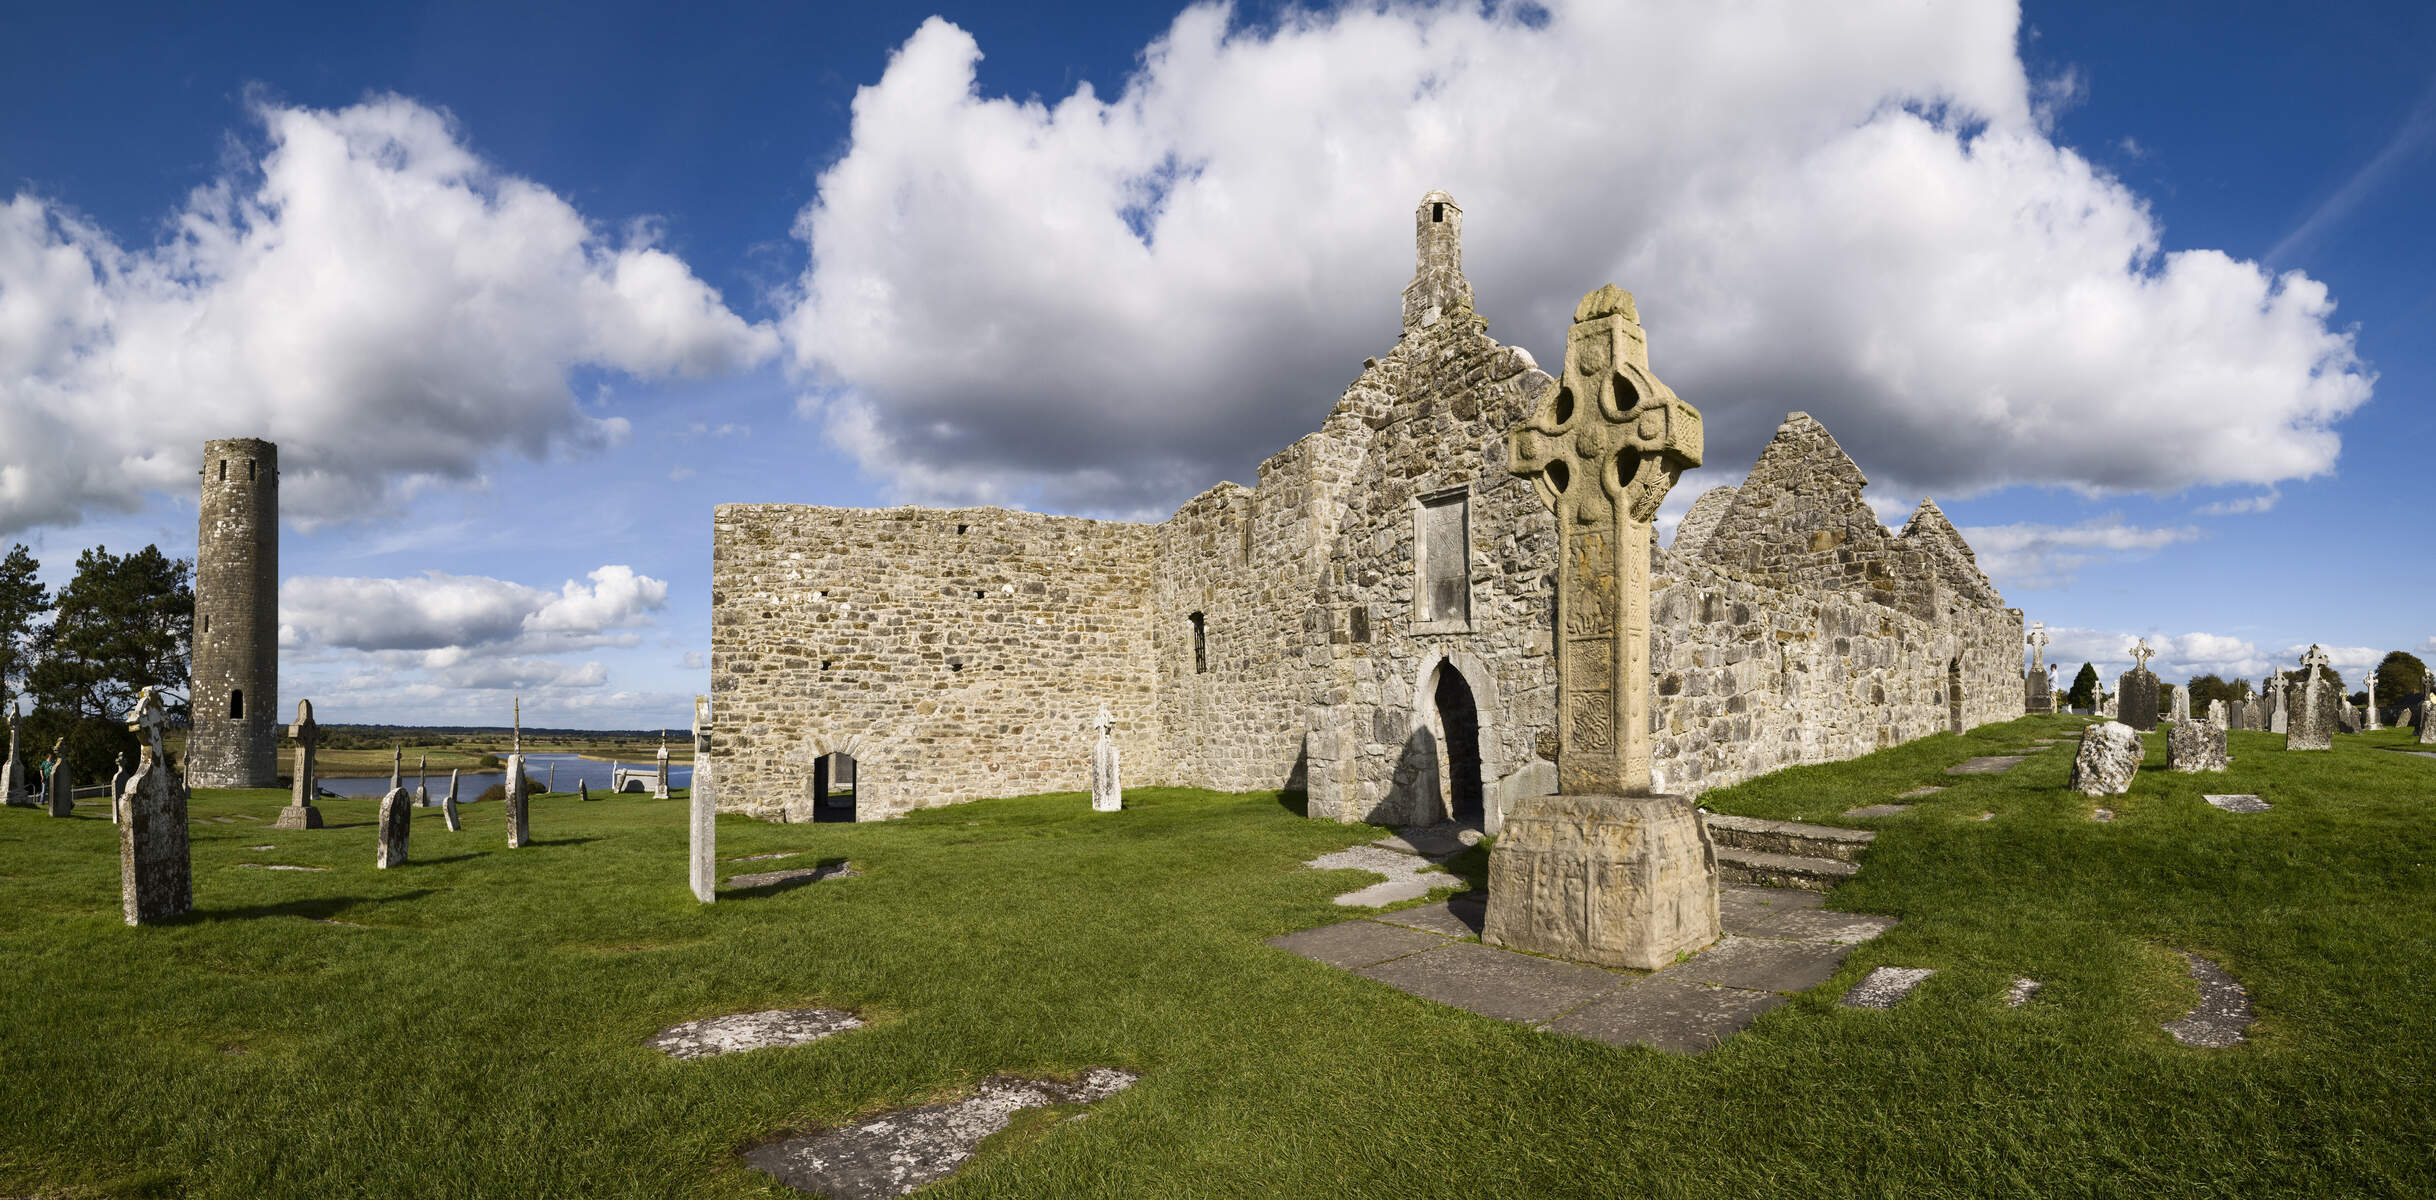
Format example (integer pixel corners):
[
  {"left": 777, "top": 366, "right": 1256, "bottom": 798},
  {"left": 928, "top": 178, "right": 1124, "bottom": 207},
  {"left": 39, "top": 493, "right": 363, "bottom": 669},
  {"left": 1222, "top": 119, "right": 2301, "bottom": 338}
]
[
  {"left": 578, "top": 779, "right": 590, "bottom": 802},
  {"left": 545, "top": 762, "right": 556, "bottom": 795},
  {"left": 654, "top": 731, "right": 671, "bottom": 800},
  {"left": 2166, "top": 720, "right": 2229, "bottom": 773},
  {"left": 1090, "top": 704, "right": 1122, "bottom": 812},
  {"left": 275, "top": 699, "right": 326, "bottom": 830},
  {"left": 2286, "top": 646, "right": 2337, "bottom": 752},
  {"left": 441, "top": 769, "right": 462, "bottom": 832},
  {"left": 1482, "top": 284, "right": 1719, "bottom": 971},
  {"left": 44, "top": 738, "right": 73, "bottom": 817},
  {"left": 1, "top": 705, "right": 30, "bottom": 807},
  {"left": 119, "top": 687, "right": 192, "bottom": 925},
  {"left": 2117, "top": 640, "right": 2160, "bottom": 731},
  {"left": 2069, "top": 721, "right": 2142, "bottom": 796},
  {"left": 689, "top": 695, "right": 715, "bottom": 903},
  {"left": 108, "top": 752, "right": 128, "bottom": 826},
  {"left": 2340, "top": 702, "right": 2362, "bottom": 735},
  {"left": 504, "top": 697, "right": 531, "bottom": 848},
  {"left": 376, "top": 786, "right": 412, "bottom": 868}
]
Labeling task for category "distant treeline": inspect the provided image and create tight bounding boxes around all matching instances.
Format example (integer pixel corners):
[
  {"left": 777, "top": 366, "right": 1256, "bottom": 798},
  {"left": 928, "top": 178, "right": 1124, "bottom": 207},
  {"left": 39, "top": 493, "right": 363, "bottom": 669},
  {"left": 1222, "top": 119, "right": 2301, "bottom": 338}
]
[{"left": 317, "top": 725, "right": 681, "bottom": 750}]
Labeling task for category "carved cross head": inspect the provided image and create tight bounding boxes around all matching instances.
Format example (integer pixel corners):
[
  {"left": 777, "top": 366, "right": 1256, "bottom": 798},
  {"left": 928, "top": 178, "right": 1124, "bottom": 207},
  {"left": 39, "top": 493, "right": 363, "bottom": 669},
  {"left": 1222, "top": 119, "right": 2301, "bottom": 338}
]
[
  {"left": 2028, "top": 621, "right": 2048, "bottom": 646},
  {"left": 1095, "top": 704, "right": 1116, "bottom": 735},
  {"left": 692, "top": 694, "right": 711, "bottom": 751},
  {"left": 1508, "top": 285, "right": 1703, "bottom": 525},
  {"left": 289, "top": 697, "right": 317, "bottom": 741},
  {"left": 125, "top": 686, "right": 171, "bottom": 758},
  {"left": 2130, "top": 638, "right": 2154, "bottom": 671},
  {"left": 2301, "top": 644, "right": 2331, "bottom": 672}
]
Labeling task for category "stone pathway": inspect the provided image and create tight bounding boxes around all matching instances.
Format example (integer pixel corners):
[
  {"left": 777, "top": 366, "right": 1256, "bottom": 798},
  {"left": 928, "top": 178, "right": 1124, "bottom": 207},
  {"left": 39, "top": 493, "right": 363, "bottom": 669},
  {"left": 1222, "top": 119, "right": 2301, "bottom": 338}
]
[
  {"left": 1269, "top": 885, "right": 1896, "bottom": 1054},
  {"left": 1302, "top": 844, "right": 1458, "bottom": 907},
  {"left": 2203, "top": 794, "right": 2271, "bottom": 813},
  {"left": 648, "top": 1007, "right": 862, "bottom": 1060},
  {"left": 744, "top": 1069, "right": 1137, "bottom": 1199},
  {"left": 2163, "top": 952, "right": 2254, "bottom": 1048},
  {"left": 1946, "top": 756, "right": 2027, "bottom": 775},
  {"left": 725, "top": 862, "right": 859, "bottom": 891}
]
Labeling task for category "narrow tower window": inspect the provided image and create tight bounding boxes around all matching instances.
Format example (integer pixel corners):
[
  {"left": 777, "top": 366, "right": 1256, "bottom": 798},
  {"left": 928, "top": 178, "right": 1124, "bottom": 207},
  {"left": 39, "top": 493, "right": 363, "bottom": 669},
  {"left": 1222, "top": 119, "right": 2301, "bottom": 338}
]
[
  {"left": 202, "top": 614, "right": 209, "bottom": 634},
  {"left": 217, "top": 460, "right": 226, "bottom": 481},
  {"left": 1432, "top": 202, "right": 1444, "bottom": 222},
  {"left": 247, "top": 459, "right": 256, "bottom": 480},
  {"left": 229, "top": 688, "right": 244, "bottom": 719},
  {"left": 1189, "top": 612, "right": 1208, "bottom": 674}
]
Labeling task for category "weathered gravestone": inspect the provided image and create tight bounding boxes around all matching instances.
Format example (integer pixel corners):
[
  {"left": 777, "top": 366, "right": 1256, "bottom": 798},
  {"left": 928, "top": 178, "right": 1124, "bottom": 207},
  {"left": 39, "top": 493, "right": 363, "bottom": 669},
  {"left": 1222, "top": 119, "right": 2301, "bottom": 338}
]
[
  {"left": 2286, "top": 645, "right": 2337, "bottom": 751},
  {"left": 2208, "top": 699, "right": 2227, "bottom": 727},
  {"left": 275, "top": 699, "right": 325, "bottom": 830},
  {"left": 2070, "top": 721, "right": 2142, "bottom": 796},
  {"left": 2024, "top": 622, "right": 2053, "bottom": 713},
  {"left": 690, "top": 694, "right": 715, "bottom": 903},
  {"left": 2340, "top": 702, "right": 2362, "bottom": 734},
  {"left": 578, "top": 780, "right": 590, "bottom": 802},
  {"left": 504, "top": 699, "right": 531, "bottom": 848},
  {"left": 376, "top": 784, "right": 412, "bottom": 868},
  {"left": 2170, "top": 684, "right": 2191, "bottom": 725},
  {"left": 108, "top": 752, "right": 127, "bottom": 826},
  {"left": 119, "top": 687, "right": 192, "bottom": 925},
  {"left": 2365, "top": 671, "right": 2380, "bottom": 730},
  {"left": 1, "top": 704, "right": 31, "bottom": 808},
  {"left": 654, "top": 732, "right": 671, "bottom": 800},
  {"left": 1091, "top": 704, "right": 1122, "bottom": 813},
  {"left": 416, "top": 753, "right": 431, "bottom": 807},
  {"left": 44, "top": 738, "right": 72, "bottom": 817},
  {"left": 2167, "top": 720, "right": 2229, "bottom": 772},
  {"left": 2267, "top": 675, "right": 2289, "bottom": 734},
  {"left": 1482, "top": 284, "right": 1720, "bottom": 972},
  {"left": 545, "top": 762, "right": 556, "bottom": 795},
  {"left": 2117, "top": 640, "right": 2160, "bottom": 731},
  {"left": 442, "top": 769, "right": 462, "bottom": 832}
]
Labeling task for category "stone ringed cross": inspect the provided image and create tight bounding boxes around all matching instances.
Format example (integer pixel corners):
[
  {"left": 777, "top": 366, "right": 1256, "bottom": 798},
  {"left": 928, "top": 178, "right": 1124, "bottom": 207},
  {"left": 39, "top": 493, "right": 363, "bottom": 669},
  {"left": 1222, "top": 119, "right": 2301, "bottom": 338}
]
[
  {"left": 2130, "top": 637, "right": 2155, "bottom": 673},
  {"left": 2028, "top": 622, "right": 2049, "bottom": 672},
  {"left": 2301, "top": 644, "right": 2331, "bottom": 673}
]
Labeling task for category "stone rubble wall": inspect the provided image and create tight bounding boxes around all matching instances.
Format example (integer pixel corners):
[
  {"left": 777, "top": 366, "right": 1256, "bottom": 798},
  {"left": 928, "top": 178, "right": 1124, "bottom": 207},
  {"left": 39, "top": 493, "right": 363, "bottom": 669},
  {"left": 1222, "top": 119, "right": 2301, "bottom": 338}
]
[{"left": 709, "top": 505, "right": 1161, "bottom": 820}]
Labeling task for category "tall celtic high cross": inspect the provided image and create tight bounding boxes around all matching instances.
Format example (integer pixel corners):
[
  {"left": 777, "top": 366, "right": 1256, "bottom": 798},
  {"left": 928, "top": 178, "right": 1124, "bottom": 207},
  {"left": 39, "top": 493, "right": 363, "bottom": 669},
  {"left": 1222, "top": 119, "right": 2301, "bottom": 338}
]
[
  {"left": 2301, "top": 644, "right": 2330, "bottom": 673},
  {"left": 1509, "top": 285, "right": 1702, "bottom": 796},
  {"left": 2028, "top": 622, "right": 2049, "bottom": 673},
  {"left": 2131, "top": 638, "right": 2154, "bottom": 673}
]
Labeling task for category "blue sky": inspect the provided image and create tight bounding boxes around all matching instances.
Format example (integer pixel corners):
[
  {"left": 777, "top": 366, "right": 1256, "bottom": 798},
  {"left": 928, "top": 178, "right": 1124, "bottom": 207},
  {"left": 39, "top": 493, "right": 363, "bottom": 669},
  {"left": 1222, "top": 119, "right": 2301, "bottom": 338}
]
[{"left": 2, "top": 0, "right": 2430, "bottom": 727}]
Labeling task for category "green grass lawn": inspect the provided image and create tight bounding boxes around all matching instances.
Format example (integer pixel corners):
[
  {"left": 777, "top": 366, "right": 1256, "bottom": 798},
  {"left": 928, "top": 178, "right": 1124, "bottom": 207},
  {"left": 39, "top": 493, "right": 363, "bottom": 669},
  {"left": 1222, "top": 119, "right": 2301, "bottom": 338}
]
[{"left": 2, "top": 714, "right": 2431, "bottom": 1198}]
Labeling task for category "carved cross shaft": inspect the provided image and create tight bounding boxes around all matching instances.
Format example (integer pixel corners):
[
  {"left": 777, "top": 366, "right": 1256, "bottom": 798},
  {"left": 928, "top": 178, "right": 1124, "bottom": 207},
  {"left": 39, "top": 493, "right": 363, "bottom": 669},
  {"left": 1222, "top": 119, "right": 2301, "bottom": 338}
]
[
  {"left": 1509, "top": 286, "right": 1702, "bottom": 796},
  {"left": 289, "top": 699, "right": 320, "bottom": 805}
]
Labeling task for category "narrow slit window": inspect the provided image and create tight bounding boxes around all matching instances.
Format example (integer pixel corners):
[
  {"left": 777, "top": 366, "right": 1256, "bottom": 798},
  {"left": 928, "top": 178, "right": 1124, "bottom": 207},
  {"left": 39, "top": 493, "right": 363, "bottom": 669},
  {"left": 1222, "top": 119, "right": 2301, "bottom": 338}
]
[
  {"left": 247, "top": 459, "right": 257, "bottom": 481},
  {"left": 217, "top": 460, "right": 226, "bottom": 482},
  {"left": 229, "top": 688, "right": 244, "bottom": 719},
  {"left": 1189, "top": 612, "right": 1208, "bottom": 674},
  {"left": 1432, "top": 202, "right": 1445, "bottom": 222}
]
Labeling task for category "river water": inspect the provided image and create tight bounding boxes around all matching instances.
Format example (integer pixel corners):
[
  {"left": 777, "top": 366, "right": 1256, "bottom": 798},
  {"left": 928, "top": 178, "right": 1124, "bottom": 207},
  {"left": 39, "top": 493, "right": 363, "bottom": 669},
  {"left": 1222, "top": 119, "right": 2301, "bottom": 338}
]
[{"left": 315, "top": 751, "right": 693, "bottom": 798}]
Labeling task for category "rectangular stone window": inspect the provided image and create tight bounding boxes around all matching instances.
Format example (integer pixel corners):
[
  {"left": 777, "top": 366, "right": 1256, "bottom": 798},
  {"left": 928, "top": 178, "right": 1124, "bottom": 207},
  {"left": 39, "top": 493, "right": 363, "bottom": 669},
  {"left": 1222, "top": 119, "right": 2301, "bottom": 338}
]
[
  {"left": 1415, "top": 490, "right": 1471, "bottom": 630},
  {"left": 1189, "top": 612, "right": 1208, "bottom": 673}
]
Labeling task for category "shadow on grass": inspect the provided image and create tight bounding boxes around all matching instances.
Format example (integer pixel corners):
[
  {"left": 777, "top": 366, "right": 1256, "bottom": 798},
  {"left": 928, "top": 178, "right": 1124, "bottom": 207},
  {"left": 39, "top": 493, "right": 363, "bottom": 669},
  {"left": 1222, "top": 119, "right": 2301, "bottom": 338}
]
[
  {"left": 720, "top": 858, "right": 857, "bottom": 899},
  {"left": 190, "top": 890, "right": 439, "bottom": 923}
]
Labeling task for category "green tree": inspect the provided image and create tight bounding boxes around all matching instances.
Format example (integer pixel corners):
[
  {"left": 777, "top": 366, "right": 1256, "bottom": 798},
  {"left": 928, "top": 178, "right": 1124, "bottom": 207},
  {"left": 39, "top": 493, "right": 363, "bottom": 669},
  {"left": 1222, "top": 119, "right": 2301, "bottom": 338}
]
[
  {"left": 25, "top": 545, "right": 192, "bottom": 780},
  {"left": 2373, "top": 651, "right": 2429, "bottom": 708},
  {"left": 2068, "top": 662, "right": 2099, "bottom": 710},
  {"left": 0, "top": 544, "right": 50, "bottom": 702},
  {"left": 2186, "top": 673, "right": 2248, "bottom": 714}
]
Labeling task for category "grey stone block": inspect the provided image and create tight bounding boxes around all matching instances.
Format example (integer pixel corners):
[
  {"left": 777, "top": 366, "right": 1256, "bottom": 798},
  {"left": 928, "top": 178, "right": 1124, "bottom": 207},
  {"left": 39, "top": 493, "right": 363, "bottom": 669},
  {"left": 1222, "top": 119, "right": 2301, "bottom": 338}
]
[
  {"left": 1543, "top": 976, "right": 1785, "bottom": 1053},
  {"left": 1656, "top": 935, "right": 1852, "bottom": 993},
  {"left": 2069, "top": 722, "right": 2142, "bottom": 796},
  {"left": 1356, "top": 941, "right": 1627, "bottom": 1024},
  {"left": 1267, "top": 920, "right": 1450, "bottom": 970}
]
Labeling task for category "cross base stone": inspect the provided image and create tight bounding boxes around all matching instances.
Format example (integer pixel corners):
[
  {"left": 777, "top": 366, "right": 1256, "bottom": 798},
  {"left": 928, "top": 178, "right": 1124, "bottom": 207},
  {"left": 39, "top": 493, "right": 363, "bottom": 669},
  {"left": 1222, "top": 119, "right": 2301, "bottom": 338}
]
[
  {"left": 1482, "top": 792, "right": 1721, "bottom": 971},
  {"left": 272, "top": 804, "right": 324, "bottom": 830}
]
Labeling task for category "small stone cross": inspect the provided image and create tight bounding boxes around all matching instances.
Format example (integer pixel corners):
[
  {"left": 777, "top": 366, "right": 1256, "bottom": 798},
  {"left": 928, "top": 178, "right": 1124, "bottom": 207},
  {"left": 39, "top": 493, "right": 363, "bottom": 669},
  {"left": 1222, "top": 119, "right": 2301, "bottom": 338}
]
[
  {"left": 2130, "top": 638, "right": 2154, "bottom": 673},
  {"left": 1095, "top": 705, "right": 1116, "bottom": 736},
  {"left": 125, "top": 686, "right": 171, "bottom": 760},
  {"left": 2027, "top": 622, "right": 2049, "bottom": 672},
  {"left": 691, "top": 694, "right": 711, "bottom": 753},
  {"left": 1508, "top": 285, "right": 1703, "bottom": 795}
]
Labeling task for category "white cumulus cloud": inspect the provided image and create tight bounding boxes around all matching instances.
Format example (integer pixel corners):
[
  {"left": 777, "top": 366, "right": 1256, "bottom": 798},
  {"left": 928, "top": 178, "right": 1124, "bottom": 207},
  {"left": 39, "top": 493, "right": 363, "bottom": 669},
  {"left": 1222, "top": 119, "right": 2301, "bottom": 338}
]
[
  {"left": 778, "top": 2, "right": 2372, "bottom": 516},
  {"left": 0, "top": 95, "right": 775, "bottom": 535},
  {"left": 1960, "top": 516, "right": 2203, "bottom": 591},
  {"left": 280, "top": 565, "right": 668, "bottom": 654}
]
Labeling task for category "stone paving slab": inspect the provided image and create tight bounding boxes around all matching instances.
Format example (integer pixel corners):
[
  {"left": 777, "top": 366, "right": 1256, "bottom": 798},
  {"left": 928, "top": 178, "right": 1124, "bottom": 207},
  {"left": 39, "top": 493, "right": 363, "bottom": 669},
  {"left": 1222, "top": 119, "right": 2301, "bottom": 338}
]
[
  {"left": 649, "top": 1007, "right": 863, "bottom": 1060},
  {"left": 1370, "top": 822, "right": 1478, "bottom": 860},
  {"left": 725, "top": 863, "right": 858, "bottom": 891},
  {"left": 1841, "top": 966, "right": 1935, "bottom": 1008},
  {"left": 1656, "top": 935, "right": 1851, "bottom": 993},
  {"left": 1370, "top": 895, "right": 1486, "bottom": 939},
  {"left": 2203, "top": 794, "right": 2271, "bottom": 813},
  {"left": 1266, "top": 920, "right": 1450, "bottom": 970},
  {"left": 745, "top": 1068, "right": 1137, "bottom": 1200},
  {"left": 1543, "top": 976, "right": 1785, "bottom": 1053},
  {"left": 1896, "top": 786, "right": 1946, "bottom": 798},
  {"left": 1307, "top": 844, "right": 1457, "bottom": 906},
  {"left": 1717, "top": 884, "right": 1824, "bottom": 925},
  {"left": 1946, "top": 756, "right": 2027, "bottom": 775},
  {"left": 1356, "top": 942, "right": 1627, "bottom": 1024},
  {"left": 2004, "top": 977, "right": 2043, "bottom": 1007},
  {"left": 235, "top": 863, "right": 326, "bottom": 871},
  {"left": 1841, "top": 804, "right": 1910, "bottom": 818},
  {"left": 1726, "top": 905, "right": 1898, "bottom": 945}
]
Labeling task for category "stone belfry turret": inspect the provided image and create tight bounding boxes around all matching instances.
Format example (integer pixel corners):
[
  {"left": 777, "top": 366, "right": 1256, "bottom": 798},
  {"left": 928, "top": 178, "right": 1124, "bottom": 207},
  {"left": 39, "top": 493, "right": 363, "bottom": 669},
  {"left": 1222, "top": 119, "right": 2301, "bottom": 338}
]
[
  {"left": 189, "top": 438, "right": 279, "bottom": 788},
  {"left": 1401, "top": 190, "right": 1474, "bottom": 332}
]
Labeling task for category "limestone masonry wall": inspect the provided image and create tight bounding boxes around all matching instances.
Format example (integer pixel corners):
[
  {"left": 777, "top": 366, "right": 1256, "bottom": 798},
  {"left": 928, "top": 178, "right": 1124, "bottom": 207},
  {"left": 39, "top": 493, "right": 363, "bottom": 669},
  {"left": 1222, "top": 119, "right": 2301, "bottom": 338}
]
[
  {"left": 710, "top": 505, "right": 1160, "bottom": 820},
  {"left": 708, "top": 194, "right": 2024, "bottom": 823}
]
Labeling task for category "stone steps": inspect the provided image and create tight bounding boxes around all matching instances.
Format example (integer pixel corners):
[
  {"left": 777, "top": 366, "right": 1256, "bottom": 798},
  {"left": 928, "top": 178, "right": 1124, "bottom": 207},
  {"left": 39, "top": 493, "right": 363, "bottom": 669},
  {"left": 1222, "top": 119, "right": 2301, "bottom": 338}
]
[
  {"left": 1711, "top": 845, "right": 1860, "bottom": 892},
  {"left": 1699, "top": 813, "right": 1874, "bottom": 864}
]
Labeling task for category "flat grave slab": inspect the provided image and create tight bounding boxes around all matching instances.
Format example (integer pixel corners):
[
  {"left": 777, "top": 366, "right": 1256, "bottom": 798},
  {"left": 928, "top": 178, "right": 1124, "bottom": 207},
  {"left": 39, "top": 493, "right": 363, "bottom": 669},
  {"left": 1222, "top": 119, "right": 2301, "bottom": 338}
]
[
  {"left": 2004, "top": 978, "right": 2043, "bottom": 1007},
  {"left": 2203, "top": 794, "right": 2271, "bottom": 813},
  {"left": 2163, "top": 952, "right": 2254, "bottom": 1048},
  {"left": 1946, "top": 756, "right": 2027, "bottom": 775},
  {"left": 1370, "top": 894, "right": 1486, "bottom": 938},
  {"left": 1266, "top": 920, "right": 1450, "bottom": 970},
  {"left": 649, "top": 1007, "right": 863, "bottom": 1060},
  {"left": 1726, "top": 905, "right": 1898, "bottom": 945},
  {"left": 725, "top": 862, "right": 858, "bottom": 891},
  {"left": 235, "top": 863, "right": 325, "bottom": 871},
  {"left": 1356, "top": 942, "right": 1627, "bottom": 1024},
  {"left": 1895, "top": 786, "right": 1946, "bottom": 799},
  {"left": 1841, "top": 966, "right": 1935, "bottom": 1008},
  {"left": 1841, "top": 804, "right": 1910, "bottom": 818},
  {"left": 745, "top": 1068, "right": 1136, "bottom": 1200},
  {"left": 1657, "top": 935, "right": 1851, "bottom": 993},
  {"left": 1543, "top": 976, "right": 1785, "bottom": 1054}
]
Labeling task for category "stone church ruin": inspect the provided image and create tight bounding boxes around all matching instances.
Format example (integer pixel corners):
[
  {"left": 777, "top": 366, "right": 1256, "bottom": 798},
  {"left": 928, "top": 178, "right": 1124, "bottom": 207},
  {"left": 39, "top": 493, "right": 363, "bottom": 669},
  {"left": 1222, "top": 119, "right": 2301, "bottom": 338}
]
[{"left": 709, "top": 193, "right": 2024, "bottom": 826}]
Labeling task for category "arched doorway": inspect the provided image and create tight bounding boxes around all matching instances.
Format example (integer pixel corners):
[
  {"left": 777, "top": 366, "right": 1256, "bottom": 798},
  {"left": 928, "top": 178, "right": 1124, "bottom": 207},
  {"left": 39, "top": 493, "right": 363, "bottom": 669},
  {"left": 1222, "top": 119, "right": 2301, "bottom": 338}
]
[
  {"left": 1432, "top": 665, "right": 1484, "bottom": 827},
  {"left": 813, "top": 752, "right": 858, "bottom": 822},
  {"left": 1948, "top": 658, "right": 1965, "bottom": 734}
]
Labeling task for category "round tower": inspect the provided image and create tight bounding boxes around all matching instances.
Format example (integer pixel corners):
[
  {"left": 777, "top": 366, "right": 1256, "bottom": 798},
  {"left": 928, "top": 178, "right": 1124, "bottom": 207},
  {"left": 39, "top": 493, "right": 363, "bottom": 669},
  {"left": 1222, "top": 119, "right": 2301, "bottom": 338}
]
[{"left": 189, "top": 438, "right": 279, "bottom": 788}]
